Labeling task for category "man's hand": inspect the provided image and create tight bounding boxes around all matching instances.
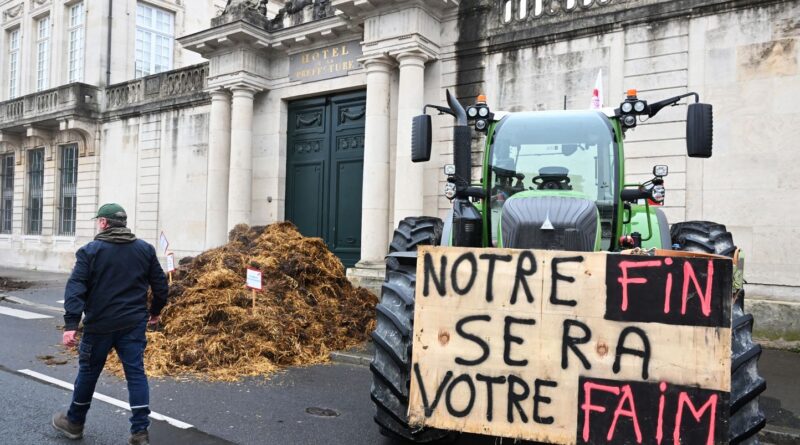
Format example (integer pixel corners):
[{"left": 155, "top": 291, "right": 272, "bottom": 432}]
[
  {"left": 147, "top": 315, "right": 160, "bottom": 330},
  {"left": 62, "top": 330, "right": 78, "bottom": 348}
]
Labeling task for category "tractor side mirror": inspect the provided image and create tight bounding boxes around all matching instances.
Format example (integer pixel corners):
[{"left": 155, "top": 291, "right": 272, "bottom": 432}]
[
  {"left": 411, "top": 114, "right": 432, "bottom": 162},
  {"left": 686, "top": 103, "right": 713, "bottom": 158}
]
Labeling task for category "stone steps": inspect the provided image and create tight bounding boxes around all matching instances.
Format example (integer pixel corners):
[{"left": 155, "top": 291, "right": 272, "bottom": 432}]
[{"left": 346, "top": 262, "right": 386, "bottom": 297}]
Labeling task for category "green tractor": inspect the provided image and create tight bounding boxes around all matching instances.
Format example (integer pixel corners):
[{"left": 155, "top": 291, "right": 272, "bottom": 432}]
[{"left": 370, "top": 89, "right": 766, "bottom": 443}]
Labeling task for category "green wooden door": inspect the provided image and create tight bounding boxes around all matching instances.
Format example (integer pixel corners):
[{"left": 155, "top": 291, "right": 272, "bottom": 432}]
[{"left": 286, "top": 91, "right": 365, "bottom": 268}]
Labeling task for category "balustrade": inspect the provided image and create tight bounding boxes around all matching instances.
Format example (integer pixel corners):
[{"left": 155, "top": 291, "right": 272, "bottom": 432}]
[
  {"left": 0, "top": 84, "right": 99, "bottom": 128},
  {"left": 501, "top": 0, "right": 621, "bottom": 23},
  {"left": 105, "top": 64, "right": 209, "bottom": 111}
]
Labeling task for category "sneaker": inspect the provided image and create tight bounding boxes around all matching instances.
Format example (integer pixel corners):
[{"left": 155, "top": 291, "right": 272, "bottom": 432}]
[
  {"left": 51, "top": 411, "right": 83, "bottom": 439},
  {"left": 128, "top": 430, "right": 149, "bottom": 445}
]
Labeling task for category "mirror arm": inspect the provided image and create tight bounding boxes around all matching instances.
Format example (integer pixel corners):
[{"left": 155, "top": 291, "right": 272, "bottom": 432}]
[
  {"left": 647, "top": 92, "right": 700, "bottom": 118},
  {"left": 424, "top": 105, "right": 456, "bottom": 118}
]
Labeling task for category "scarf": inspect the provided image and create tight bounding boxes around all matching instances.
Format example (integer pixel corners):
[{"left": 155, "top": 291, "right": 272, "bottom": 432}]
[{"left": 94, "top": 227, "right": 137, "bottom": 244}]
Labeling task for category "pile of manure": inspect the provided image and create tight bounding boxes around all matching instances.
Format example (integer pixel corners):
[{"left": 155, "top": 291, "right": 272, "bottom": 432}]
[{"left": 108, "top": 222, "right": 377, "bottom": 381}]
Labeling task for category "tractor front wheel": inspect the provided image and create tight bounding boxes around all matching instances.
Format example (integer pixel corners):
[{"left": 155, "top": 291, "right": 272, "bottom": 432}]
[
  {"left": 671, "top": 221, "right": 767, "bottom": 444},
  {"left": 370, "top": 217, "right": 452, "bottom": 443}
]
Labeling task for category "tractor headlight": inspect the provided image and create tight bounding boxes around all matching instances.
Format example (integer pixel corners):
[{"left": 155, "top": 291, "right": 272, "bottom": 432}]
[
  {"left": 621, "top": 102, "right": 633, "bottom": 113},
  {"left": 478, "top": 106, "right": 489, "bottom": 117},
  {"left": 651, "top": 184, "right": 666, "bottom": 203},
  {"left": 622, "top": 115, "right": 637, "bottom": 127},
  {"left": 444, "top": 182, "right": 456, "bottom": 199},
  {"left": 653, "top": 165, "right": 668, "bottom": 177},
  {"left": 475, "top": 119, "right": 487, "bottom": 131},
  {"left": 443, "top": 164, "right": 456, "bottom": 176},
  {"left": 634, "top": 101, "right": 646, "bottom": 113},
  {"left": 467, "top": 107, "right": 478, "bottom": 118}
]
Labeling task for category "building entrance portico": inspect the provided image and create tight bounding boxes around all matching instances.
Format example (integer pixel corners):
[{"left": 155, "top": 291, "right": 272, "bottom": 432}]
[{"left": 178, "top": 0, "right": 458, "bottom": 286}]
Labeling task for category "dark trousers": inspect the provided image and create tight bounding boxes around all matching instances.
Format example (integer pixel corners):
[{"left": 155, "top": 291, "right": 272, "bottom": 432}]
[{"left": 67, "top": 318, "right": 150, "bottom": 433}]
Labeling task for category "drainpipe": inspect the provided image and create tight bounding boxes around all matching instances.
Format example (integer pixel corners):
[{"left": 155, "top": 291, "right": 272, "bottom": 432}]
[{"left": 105, "top": 0, "right": 112, "bottom": 85}]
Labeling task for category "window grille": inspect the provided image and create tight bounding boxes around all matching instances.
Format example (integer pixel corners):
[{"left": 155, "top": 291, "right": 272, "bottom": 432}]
[
  {"left": 58, "top": 144, "right": 78, "bottom": 236},
  {"left": 26, "top": 149, "right": 44, "bottom": 235},
  {"left": 0, "top": 153, "right": 13, "bottom": 234}
]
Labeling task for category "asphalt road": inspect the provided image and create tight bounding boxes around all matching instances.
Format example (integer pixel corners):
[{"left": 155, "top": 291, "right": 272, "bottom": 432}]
[
  {"left": 0, "top": 281, "right": 520, "bottom": 445},
  {"left": 0, "top": 296, "right": 398, "bottom": 445},
  {"left": 1, "top": 269, "right": 798, "bottom": 444}
]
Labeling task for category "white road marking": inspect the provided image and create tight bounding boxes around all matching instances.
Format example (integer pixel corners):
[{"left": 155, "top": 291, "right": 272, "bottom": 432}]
[
  {"left": 0, "top": 295, "right": 64, "bottom": 313},
  {"left": 18, "top": 369, "right": 193, "bottom": 429},
  {"left": 0, "top": 306, "right": 52, "bottom": 319},
  {"left": 56, "top": 300, "right": 64, "bottom": 304}
]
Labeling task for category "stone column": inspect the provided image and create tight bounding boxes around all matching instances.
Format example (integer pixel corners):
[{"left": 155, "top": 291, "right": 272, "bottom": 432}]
[
  {"left": 227, "top": 87, "right": 256, "bottom": 230},
  {"left": 205, "top": 89, "right": 232, "bottom": 248},
  {"left": 358, "top": 57, "right": 395, "bottom": 264},
  {"left": 392, "top": 51, "right": 428, "bottom": 225}
]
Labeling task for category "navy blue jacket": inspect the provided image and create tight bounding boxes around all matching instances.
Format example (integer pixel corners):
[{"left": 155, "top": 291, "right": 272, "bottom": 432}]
[{"left": 63, "top": 238, "right": 168, "bottom": 333}]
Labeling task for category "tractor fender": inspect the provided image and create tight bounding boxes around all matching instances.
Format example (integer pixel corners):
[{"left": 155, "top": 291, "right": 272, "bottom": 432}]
[{"left": 625, "top": 204, "right": 671, "bottom": 249}]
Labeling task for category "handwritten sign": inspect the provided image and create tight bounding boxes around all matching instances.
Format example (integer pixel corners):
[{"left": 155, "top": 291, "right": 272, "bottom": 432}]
[
  {"left": 289, "top": 40, "right": 362, "bottom": 83},
  {"left": 166, "top": 253, "right": 175, "bottom": 273},
  {"left": 246, "top": 267, "right": 263, "bottom": 291},
  {"left": 408, "top": 246, "right": 732, "bottom": 444},
  {"left": 158, "top": 231, "right": 169, "bottom": 255}
]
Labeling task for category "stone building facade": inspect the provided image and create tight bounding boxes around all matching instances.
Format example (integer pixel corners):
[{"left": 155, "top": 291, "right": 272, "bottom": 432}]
[
  {"left": 0, "top": 0, "right": 224, "bottom": 270},
  {"left": 0, "top": 0, "right": 797, "bottom": 342}
]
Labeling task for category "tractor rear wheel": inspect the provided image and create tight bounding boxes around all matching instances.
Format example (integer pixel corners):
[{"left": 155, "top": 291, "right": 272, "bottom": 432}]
[
  {"left": 370, "top": 217, "right": 452, "bottom": 443},
  {"left": 671, "top": 221, "right": 767, "bottom": 444}
]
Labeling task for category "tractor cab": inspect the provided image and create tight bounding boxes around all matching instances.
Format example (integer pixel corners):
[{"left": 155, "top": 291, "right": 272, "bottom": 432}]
[{"left": 487, "top": 111, "right": 617, "bottom": 250}]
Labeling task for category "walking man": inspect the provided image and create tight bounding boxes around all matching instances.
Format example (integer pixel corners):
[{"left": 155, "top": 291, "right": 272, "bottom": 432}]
[{"left": 52, "top": 203, "right": 168, "bottom": 445}]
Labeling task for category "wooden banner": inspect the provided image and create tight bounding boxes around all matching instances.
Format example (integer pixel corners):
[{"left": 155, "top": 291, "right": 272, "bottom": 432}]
[{"left": 408, "top": 246, "right": 733, "bottom": 445}]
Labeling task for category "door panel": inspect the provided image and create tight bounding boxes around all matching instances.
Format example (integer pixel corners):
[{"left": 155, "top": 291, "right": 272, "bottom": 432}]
[
  {"left": 286, "top": 91, "right": 365, "bottom": 268},
  {"left": 289, "top": 162, "right": 324, "bottom": 237},
  {"left": 332, "top": 158, "right": 363, "bottom": 266}
]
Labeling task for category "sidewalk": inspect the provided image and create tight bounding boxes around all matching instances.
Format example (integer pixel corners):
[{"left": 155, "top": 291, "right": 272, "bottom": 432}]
[{"left": 3, "top": 266, "right": 799, "bottom": 444}]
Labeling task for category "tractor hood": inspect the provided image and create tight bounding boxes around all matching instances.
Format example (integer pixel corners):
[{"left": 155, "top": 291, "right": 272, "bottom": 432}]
[{"left": 500, "top": 193, "right": 600, "bottom": 251}]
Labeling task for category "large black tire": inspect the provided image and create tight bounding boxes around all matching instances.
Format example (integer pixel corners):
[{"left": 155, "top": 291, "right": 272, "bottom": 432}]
[
  {"left": 671, "top": 221, "right": 767, "bottom": 444},
  {"left": 389, "top": 217, "right": 444, "bottom": 253},
  {"left": 371, "top": 217, "right": 451, "bottom": 443}
]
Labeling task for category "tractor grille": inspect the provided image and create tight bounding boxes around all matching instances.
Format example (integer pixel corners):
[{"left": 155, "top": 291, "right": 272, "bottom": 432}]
[{"left": 501, "top": 196, "right": 598, "bottom": 251}]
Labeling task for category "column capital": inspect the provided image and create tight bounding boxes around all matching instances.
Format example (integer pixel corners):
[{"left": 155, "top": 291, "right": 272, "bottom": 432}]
[
  {"left": 230, "top": 86, "right": 259, "bottom": 100},
  {"left": 392, "top": 49, "right": 436, "bottom": 67},
  {"left": 358, "top": 55, "right": 396, "bottom": 73},
  {"left": 209, "top": 88, "right": 231, "bottom": 100}
]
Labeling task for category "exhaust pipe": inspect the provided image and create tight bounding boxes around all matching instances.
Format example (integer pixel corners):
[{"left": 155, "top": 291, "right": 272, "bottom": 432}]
[{"left": 446, "top": 90, "right": 472, "bottom": 191}]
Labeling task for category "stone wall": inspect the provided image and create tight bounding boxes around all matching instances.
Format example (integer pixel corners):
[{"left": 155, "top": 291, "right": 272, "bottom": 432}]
[{"left": 99, "top": 106, "right": 211, "bottom": 258}]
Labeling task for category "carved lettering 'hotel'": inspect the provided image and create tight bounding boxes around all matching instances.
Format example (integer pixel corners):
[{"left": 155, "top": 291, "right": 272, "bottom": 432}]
[{"left": 0, "top": 0, "right": 798, "bottom": 341}]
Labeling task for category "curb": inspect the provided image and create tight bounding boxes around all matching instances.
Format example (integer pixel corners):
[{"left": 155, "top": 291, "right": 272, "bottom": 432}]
[
  {"left": 760, "top": 425, "right": 800, "bottom": 445},
  {"left": 0, "top": 294, "right": 65, "bottom": 313},
  {"left": 329, "top": 351, "right": 371, "bottom": 367}
]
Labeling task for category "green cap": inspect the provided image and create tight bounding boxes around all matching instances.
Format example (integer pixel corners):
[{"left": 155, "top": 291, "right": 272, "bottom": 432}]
[{"left": 94, "top": 203, "right": 127, "bottom": 220}]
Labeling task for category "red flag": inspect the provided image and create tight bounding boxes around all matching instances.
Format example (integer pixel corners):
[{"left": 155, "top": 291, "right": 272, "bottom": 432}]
[{"left": 590, "top": 70, "right": 603, "bottom": 109}]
